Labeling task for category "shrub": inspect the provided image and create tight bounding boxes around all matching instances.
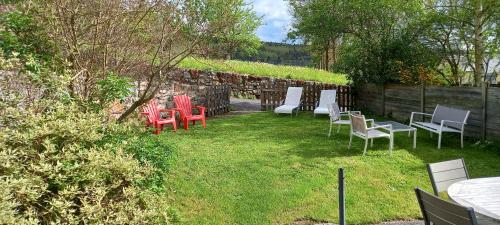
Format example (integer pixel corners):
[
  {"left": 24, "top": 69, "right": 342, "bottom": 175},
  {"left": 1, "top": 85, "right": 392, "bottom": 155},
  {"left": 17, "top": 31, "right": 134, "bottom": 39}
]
[
  {"left": 0, "top": 102, "right": 177, "bottom": 224},
  {"left": 96, "top": 73, "right": 133, "bottom": 108},
  {"left": 0, "top": 51, "right": 177, "bottom": 225}
]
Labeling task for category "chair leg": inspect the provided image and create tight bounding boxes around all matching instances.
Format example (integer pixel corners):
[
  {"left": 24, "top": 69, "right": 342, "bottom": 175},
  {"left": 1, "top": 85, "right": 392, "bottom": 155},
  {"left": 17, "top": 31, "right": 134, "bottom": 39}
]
[
  {"left": 337, "top": 124, "right": 341, "bottom": 133},
  {"left": 183, "top": 119, "right": 189, "bottom": 130},
  {"left": 371, "top": 138, "right": 374, "bottom": 147},
  {"left": 363, "top": 138, "right": 368, "bottom": 156},
  {"left": 438, "top": 132, "right": 442, "bottom": 149},
  {"left": 328, "top": 122, "right": 333, "bottom": 137},
  {"left": 202, "top": 118, "right": 206, "bottom": 128},
  {"left": 348, "top": 133, "right": 353, "bottom": 149},
  {"left": 192, "top": 120, "right": 196, "bottom": 125},
  {"left": 461, "top": 132, "right": 464, "bottom": 148},
  {"left": 430, "top": 131, "right": 433, "bottom": 138},
  {"left": 172, "top": 121, "right": 177, "bottom": 132}
]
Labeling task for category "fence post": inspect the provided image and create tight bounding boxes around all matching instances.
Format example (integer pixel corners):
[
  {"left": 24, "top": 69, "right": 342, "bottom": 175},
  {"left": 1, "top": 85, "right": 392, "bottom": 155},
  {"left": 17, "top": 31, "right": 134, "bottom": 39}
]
[
  {"left": 381, "top": 84, "right": 386, "bottom": 116},
  {"left": 420, "top": 83, "right": 426, "bottom": 121},
  {"left": 338, "top": 168, "right": 346, "bottom": 225},
  {"left": 481, "top": 82, "right": 488, "bottom": 140},
  {"left": 260, "top": 81, "right": 266, "bottom": 111}
]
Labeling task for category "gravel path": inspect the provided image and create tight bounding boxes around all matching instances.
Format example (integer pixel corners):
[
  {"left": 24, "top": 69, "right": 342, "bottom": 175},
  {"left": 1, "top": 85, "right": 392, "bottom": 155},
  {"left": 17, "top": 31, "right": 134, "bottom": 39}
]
[
  {"left": 230, "top": 97, "right": 261, "bottom": 112},
  {"left": 291, "top": 219, "right": 424, "bottom": 225}
]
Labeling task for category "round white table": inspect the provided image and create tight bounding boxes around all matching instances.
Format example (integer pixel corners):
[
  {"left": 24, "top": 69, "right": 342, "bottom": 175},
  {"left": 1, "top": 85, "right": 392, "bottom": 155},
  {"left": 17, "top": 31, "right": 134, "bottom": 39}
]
[{"left": 448, "top": 177, "right": 500, "bottom": 224}]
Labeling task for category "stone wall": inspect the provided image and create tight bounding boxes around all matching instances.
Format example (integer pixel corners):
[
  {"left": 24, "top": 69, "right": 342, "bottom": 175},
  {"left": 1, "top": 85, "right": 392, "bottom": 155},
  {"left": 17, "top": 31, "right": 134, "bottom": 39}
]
[
  {"left": 166, "top": 69, "right": 265, "bottom": 99},
  {"left": 130, "top": 69, "right": 269, "bottom": 110}
]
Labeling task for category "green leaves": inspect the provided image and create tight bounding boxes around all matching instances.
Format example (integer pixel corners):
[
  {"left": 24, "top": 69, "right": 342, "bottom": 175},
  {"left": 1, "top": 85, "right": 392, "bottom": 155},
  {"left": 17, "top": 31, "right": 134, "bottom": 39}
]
[{"left": 96, "top": 72, "right": 133, "bottom": 105}]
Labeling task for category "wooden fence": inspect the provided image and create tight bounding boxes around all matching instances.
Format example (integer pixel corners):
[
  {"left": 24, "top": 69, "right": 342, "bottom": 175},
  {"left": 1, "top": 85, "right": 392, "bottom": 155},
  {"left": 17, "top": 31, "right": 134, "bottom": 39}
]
[
  {"left": 205, "top": 84, "right": 230, "bottom": 117},
  {"left": 260, "top": 80, "right": 354, "bottom": 112},
  {"left": 356, "top": 83, "right": 500, "bottom": 140}
]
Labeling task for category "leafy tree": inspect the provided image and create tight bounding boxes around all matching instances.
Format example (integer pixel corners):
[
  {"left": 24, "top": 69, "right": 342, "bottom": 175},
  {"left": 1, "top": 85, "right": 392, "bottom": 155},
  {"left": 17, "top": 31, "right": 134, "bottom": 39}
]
[
  {"left": 24, "top": 0, "right": 260, "bottom": 121},
  {"left": 422, "top": 0, "right": 500, "bottom": 86},
  {"left": 201, "top": 0, "right": 262, "bottom": 59},
  {"left": 288, "top": 0, "right": 347, "bottom": 71}
]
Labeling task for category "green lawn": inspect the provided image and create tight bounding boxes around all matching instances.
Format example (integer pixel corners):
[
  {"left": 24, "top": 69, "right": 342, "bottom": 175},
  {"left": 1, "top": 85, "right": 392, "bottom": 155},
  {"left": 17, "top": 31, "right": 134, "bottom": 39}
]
[
  {"left": 164, "top": 112, "right": 500, "bottom": 225},
  {"left": 178, "top": 57, "right": 348, "bottom": 84}
]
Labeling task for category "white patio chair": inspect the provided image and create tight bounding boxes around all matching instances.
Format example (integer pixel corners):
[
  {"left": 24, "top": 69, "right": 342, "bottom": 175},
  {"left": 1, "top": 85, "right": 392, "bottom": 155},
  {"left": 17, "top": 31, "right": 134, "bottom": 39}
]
[
  {"left": 409, "top": 104, "right": 470, "bottom": 149},
  {"left": 314, "top": 90, "right": 336, "bottom": 117},
  {"left": 327, "top": 103, "right": 361, "bottom": 137},
  {"left": 427, "top": 158, "right": 469, "bottom": 196},
  {"left": 274, "top": 87, "right": 303, "bottom": 116},
  {"left": 348, "top": 113, "right": 393, "bottom": 155}
]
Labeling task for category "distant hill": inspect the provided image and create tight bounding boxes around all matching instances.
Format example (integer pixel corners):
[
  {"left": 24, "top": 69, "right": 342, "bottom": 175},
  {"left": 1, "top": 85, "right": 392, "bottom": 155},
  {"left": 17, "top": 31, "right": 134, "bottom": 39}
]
[{"left": 232, "top": 42, "right": 313, "bottom": 67}]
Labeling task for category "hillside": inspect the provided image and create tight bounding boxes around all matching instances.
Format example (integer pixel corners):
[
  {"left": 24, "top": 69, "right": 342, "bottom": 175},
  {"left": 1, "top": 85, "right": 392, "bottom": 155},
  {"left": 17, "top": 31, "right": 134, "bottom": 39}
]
[
  {"left": 178, "top": 57, "right": 347, "bottom": 84},
  {"left": 232, "top": 42, "right": 313, "bottom": 67}
]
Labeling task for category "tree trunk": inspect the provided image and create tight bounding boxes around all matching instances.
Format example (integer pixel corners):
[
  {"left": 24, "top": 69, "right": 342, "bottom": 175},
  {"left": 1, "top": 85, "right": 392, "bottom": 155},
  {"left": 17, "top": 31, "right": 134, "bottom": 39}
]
[
  {"left": 473, "top": 0, "right": 485, "bottom": 86},
  {"left": 324, "top": 41, "right": 329, "bottom": 71}
]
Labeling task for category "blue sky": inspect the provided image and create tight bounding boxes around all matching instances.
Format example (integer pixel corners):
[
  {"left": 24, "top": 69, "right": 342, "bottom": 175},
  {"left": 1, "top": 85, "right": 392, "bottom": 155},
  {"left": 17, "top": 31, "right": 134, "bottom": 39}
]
[{"left": 248, "top": 0, "right": 292, "bottom": 43}]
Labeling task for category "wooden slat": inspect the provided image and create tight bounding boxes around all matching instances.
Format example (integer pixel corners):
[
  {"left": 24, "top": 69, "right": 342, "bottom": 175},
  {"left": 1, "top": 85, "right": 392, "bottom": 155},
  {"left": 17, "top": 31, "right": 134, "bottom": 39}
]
[
  {"left": 429, "top": 159, "right": 466, "bottom": 173},
  {"left": 432, "top": 169, "right": 468, "bottom": 182},
  {"left": 419, "top": 189, "right": 472, "bottom": 217}
]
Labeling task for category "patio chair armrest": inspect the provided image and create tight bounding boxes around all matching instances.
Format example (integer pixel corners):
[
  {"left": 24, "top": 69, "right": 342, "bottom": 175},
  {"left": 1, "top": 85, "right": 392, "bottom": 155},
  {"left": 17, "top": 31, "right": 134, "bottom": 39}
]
[
  {"left": 159, "top": 108, "right": 176, "bottom": 117},
  {"left": 410, "top": 112, "right": 432, "bottom": 124},
  {"left": 349, "top": 111, "right": 362, "bottom": 115},
  {"left": 193, "top": 106, "right": 206, "bottom": 115},
  {"left": 365, "top": 119, "right": 375, "bottom": 127},
  {"left": 411, "top": 112, "right": 432, "bottom": 116}
]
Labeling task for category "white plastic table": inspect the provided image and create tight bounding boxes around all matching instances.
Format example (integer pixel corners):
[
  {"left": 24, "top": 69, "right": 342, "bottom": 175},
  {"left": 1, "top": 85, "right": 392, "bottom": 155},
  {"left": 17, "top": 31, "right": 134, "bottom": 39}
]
[{"left": 448, "top": 177, "right": 500, "bottom": 223}]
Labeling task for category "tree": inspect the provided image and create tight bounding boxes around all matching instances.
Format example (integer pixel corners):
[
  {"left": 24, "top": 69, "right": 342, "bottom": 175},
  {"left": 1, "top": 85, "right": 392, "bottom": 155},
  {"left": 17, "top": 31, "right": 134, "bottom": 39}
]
[
  {"left": 200, "top": 0, "right": 262, "bottom": 60},
  {"left": 288, "top": 0, "right": 347, "bottom": 71},
  {"left": 29, "top": 0, "right": 257, "bottom": 121},
  {"left": 422, "top": 0, "right": 500, "bottom": 85}
]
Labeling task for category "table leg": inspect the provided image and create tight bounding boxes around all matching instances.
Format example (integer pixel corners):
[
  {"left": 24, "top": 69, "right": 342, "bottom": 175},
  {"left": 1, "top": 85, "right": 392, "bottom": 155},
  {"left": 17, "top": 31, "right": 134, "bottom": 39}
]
[
  {"left": 413, "top": 129, "right": 417, "bottom": 149},
  {"left": 390, "top": 131, "right": 394, "bottom": 154}
]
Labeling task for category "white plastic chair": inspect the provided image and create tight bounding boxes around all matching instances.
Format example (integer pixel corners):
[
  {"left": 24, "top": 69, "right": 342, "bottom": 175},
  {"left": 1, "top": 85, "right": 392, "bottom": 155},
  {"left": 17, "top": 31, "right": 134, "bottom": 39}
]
[
  {"left": 274, "top": 87, "right": 303, "bottom": 116},
  {"left": 327, "top": 103, "right": 361, "bottom": 137},
  {"left": 314, "top": 90, "right": 336, "bottom": 116},
  {"left": 348, "top": 113, "right": 393, "bottom": 155}
]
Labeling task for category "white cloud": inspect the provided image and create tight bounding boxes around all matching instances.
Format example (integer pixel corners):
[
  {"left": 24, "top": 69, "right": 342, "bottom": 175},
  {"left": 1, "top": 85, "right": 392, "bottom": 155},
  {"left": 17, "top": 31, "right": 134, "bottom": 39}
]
[{"left": 249, "top": 0, "right": 292, "bottom": 42}]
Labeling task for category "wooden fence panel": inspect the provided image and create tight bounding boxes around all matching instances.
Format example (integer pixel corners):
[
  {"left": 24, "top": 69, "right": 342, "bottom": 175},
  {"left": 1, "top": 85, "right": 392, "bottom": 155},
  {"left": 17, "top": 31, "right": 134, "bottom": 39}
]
[
  {"left": 425, "top": 86, "right": 483, "bottom": 138},
  {"left": 205, "top": 84, "right": 230, "bottom": 117},
  {"left": 355, "top": 84, "right": 500, "bottom": 139},
  {"left": 260, "top": 81, "right": 353, "bottom": 112},
  {"left": 486, "top": 88, "right": 500, "bottom": 138},
  {"left": 384, "top": 84, "right": 420, "bottom": 121},
  {"left": 356, "top": 84, "right": 384, "bottom": 115}
]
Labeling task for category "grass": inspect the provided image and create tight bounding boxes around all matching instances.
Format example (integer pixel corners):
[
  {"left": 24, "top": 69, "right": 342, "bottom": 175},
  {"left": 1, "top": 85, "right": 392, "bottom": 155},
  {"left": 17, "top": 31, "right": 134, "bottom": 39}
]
[
  {"left": 178, "top": 57, "right": 348, "bottom": 84},
  {"left": 163, "top": 112, "right": 500, "bottom": 225}
]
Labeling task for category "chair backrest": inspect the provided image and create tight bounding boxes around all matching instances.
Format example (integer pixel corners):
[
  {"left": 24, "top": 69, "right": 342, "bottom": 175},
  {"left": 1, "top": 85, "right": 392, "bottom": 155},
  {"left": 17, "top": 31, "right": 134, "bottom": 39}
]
[
  {"left": 350, "top": 113, "right": 367, "bottom": 134},
  {"left": 427, "top": 158, "right": 469, "bottom": 196},
  {"left": 318, "top": 90, "right": 336, "bottom": 108},
  {"left": 143, "top": 99, "right": 160, "bottom": 124},
  {"left": 328, "top": 103, "right": 342, "bottom": 121},
  {"left": 174, "top": 95, "right": 193, "bottom": 116},
  {"left": 415, "top": 188, "right": 478, "bottom": 225},
  {"left": 431, "top": 105, "right": 470, "bottom": 130},
  {"left": 284, "top": 87, "right": 303, "bottom": 106}
]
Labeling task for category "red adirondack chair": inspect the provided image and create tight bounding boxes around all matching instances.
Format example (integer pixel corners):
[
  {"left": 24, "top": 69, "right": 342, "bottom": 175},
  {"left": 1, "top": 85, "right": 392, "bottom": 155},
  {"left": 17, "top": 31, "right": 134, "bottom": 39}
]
[
  {"left": 174, "top": 95, "right": 206, "bottom": 130},
  {"left": 141, "top": 99, "right": 177, "bottom": 134}
]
